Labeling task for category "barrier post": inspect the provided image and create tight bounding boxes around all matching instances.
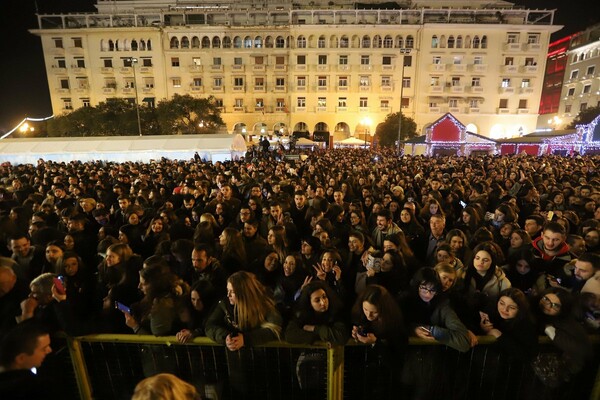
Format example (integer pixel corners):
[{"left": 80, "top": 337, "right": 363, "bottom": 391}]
[
  {"left": 327, "top": 345, "right": 344, "bottom": 400},
  {"left": 66, "top": 337, "right": 93, "bottom": 400}
]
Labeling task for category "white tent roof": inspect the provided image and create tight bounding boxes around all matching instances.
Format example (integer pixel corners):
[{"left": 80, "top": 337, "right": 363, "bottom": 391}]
[
  {"left": 296, "top": 137, "right": 316, "bottom": 146},
  {"left": 335, "top": 137, "right": 367, "bottom": 145},
  {"left": 0, "top": 134, "right": 247, "bottom": 164}
]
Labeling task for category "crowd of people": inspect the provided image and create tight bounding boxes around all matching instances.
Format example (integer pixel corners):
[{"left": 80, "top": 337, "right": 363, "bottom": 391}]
[{"left": 0, "top": 148, "right": 599, "bottom": 398}]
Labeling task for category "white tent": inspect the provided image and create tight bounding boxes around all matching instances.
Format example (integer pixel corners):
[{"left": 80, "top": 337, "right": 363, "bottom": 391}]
[
  {"left": 0, "top": 134, "right": 247, "bottom": 164},
  {"left": 335, "top": 137, "right": 368, "bottom": 146},
  {"left": 296, "top": 137, "right": 317, "bottom": 146}
]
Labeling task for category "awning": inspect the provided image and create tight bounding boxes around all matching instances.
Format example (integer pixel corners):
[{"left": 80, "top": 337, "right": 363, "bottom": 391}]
[{"left": 142, "top": 97, "right": 154, "bottom": 102}]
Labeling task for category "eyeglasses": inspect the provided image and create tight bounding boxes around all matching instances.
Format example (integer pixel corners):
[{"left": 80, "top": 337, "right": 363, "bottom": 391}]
[
  {"left": 541, "top": 296, "right": 561, "bottom": 310},
  {"left": 419, "top": 285, "right": 437, "bottom": 295}
]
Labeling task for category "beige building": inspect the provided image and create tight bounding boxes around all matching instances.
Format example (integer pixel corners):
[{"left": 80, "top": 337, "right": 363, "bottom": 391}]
[{"left": 31, "top": 0, "right": 560, "bottom": 140}]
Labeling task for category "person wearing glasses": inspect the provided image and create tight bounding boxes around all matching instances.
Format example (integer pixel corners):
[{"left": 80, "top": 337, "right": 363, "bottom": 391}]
[{"left": 532, "top": 287, "right": 591, "bottom": 389}]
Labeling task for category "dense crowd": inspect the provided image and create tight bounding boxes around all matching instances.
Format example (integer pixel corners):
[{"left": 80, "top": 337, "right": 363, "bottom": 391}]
[{"left": 0, "top": 148, "right": 599, "bottom": 398}]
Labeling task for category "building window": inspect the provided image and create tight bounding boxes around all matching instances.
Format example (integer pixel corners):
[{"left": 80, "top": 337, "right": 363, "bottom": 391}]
[
  {"left": 580, "top": 103, "right": 587, "bottom": 111},
  {"left": 173, "top": 79, "right": 181, "bottom": 88},
  {"left": 359, "top": 97, "right": 368, "bottom": 107},
  {"left": 431, "top": 35, "right": 439, "bottom": 48},
  {"left": 431, "top": 76, "right": 440, "bottom": 86},
  {"left": 527, "top": 33, "right": 540, "bottom": 44},
  {"left": 318, "top": 55, "right": 327, "bottom": 65},
  {"left": 452, "top": 77, "right": 461, "bottom": 86},
  {"left": 499, "top": 99, "right": 508, "bottom": 108},
  {"left": 255, "top": 98, "right": 264, "bottom": 107},
  {"left": 338, "top": 76, "right": 348, "bottom": 87},
  {"left": 318, "top": 97, "right": 326, "bottom": 107},
  {"left": 402, "top": 77, "right": 411, "bottom": 88},
  {"left": 276, "top": 56, "right": 285, "bottom": 65},
  {"left": 505, "top": 57, "right": 514, "bottom": 66},
  {"left": 213, "top": 57, "right": 222, "bottom": 65},
  {"left": 63, "top": 98, "right": 73, "bottom": 110},
  {"left": 297, "top": 97, "right": 306, "bottom": 107},
  {"left": 521, "top": 79, "right": 530, "bottom": 88},
  {"left": 501, "top": 78, "right": 511, "bottom": 88},
  {"left": 519, "top": 99, "right": 528, "bottom": 109},
  {"left": 215, "top": 98, "right": 223, "bottom": 107},
  {"left": 564, "top": 104, "right": 571, "bottom": 113},
  {"left": 54, "top": 38, "right": 63, "bottom": 48},
  {"left": 75, "top": 59, "right": 85, "bottom": 68},
  {"left": 213, "top": 77, "right": 222, "bottom": 87},
  {"left": 171, "top": 58, "right": 180, "bottom": 67},
  {"left": 469, "top": 99, "right": 479, "bottom": 108},
  {"left": 401, "top": 98, "right": 409, "bottom": 108},
  {"left": 193, "top": 78, "right": 202, "bottom": 87},
  {"left": 381, "top": 99, "right": 390, "bottom": 109},
  {"left": 235, "top": 99, "right": 244, "bottom": 107},
  {"left": 586, "top": 66, "right": 595, "bottom": 76},
  {"left": 570, "top": 70, "right": 579, "bottom": 79},
  {"left": 56, "top": 58, "right": 66, "bottom": 68},
  {"left": 234, "top": 57, "right": 243, "bottom": 65},
  {"left": 142, "top": 58, "right": 152, "bottom": 67},
  {"left": 339, "top": 55, "right": 348, "bottom": 65},
  {"left": 507, "top": 33, "right": 519, "bottom": 43},
  {"left": 82, "top": 98, "right": 90, "bottom": 107},
  {"left": 583, "top": 84, "right": 591, "bottom": 94},
  {"left": 474, "top": 56, "right": 483, "bottom": 65},
  {"left": 453, "top": 56, "right": 462, "bottom": 65},
  {"left": 234, "top": 77, "right": 244, "bottom": 86},
  {"left": 432, "top": 56, "right": 441, "bottom": 64},
  {"left": 381, "top": 76, "right": 391, "bottom": 87},
  {"left": 103, "top": 59, "right": 112, "bottom": 68},
  {"left": 361, "top": 55, "right": 370, "bottom": 65},
  {"left": 338, "top": 97, "right": 347, "bottom": 107},
  {"left": 276, "top": 77, "right": 285, "bottom": 86},
  {"left": 297, "top": 36, "right": 306, "bottom": 48},
  {"left": 276, "top": 98, "right": 285, "bottom": 108},
  {"left": 192, "top": 57, "right": 201, "bottom": 66},
  {"left": 255, "top": 56, "right": 264, "bottom": 65},
  {"left": 318, "top": 76, "right": 327, "bottom": 87},
  {"left": 60, "top": 79, "right": 69, "bottom": 89},
  {"left": 567, "top": 87, "right": 575, "bottom": 96},
  {"left": 525, "top": 58, "right": 536, "bottom": 66},
  {"left": 471, "top": 77, "right": 481, "bottom": 87},
  {"left": 382, "top": 56, "right": 392, "bottom": 65},
  {"left": 297, "top": 76, "right": 306, "bottom": 86},
  {"left": 318, "top": 36, "right": 326, "bottom": 48},
  {"left": 255, "top": 77, "right": 264, "bottom": 87},
  {"left": 449, "top": 99, "right": 458, "bottom": 107},
  {"left": 297, "top": 55, "right": 306, "bottom": 64},
  {"left": 73, "top": 38, "right": 83, "bottom": 48},
  {"left": 360, "top": 76, "right": 370, "bottom": 86},
  {"left": 403, "top": 56, "right": 412, "bottom": 67}
]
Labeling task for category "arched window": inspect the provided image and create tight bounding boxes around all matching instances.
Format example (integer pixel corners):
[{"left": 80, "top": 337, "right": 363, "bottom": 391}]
[
  {"left": 139, "top": 40, "right": 146, "bottom": 51},
  {"left": 481, "top": 35, "right": 487, "bottom": 49},
  {"left": 318, "top": 35, "right": 326, "bottom": 48},
  {"left": 464, "top": 35, "right": 471, "bottom": 49},
  {"left": 330, "top": 35, "right": 339, "bottom": 48},
  {"left": 100, "top": 39, "right": 108, "bottom": 51},
  {"left": 233, "top": 36, "right": 242, "bottom": 48},
  {"left": 244, "top": 36, "right": 252, "bottom": 48},
  {"left": 405, "top": 35, "right": 414, "bottom": 48},
  {"left": 373, "top": 35, "right": 382, "bottom": 48},
  {"left": 473, "top": 35, "right": 480, "bottom": 48},
  {"left": 383, "top": 35, "right": 393, "bottom": 48},
  {"left": 340, "top": 35, "right": 349, "bottom": 48},
  {"left": 131, "top": 39, "right": 138, "bottom": 51},
  {"left": 456, "top": 35, "right": 463, "bottom": 48},
  {"left": 108, "top": 39, "right": 114, "bottom": 51},
  {"left": 181, "top": 36, "right": 190, "bottom": 49},
  {"left": 294, "top": 122, "right": 308, "bottom": 132},
  {"left": 147, "top": 39, "right": 152, "bottom": 50},
  {"left": 431, "top": 35, "right": 438, "bottom": 48},
  {"left": 362, "top": 35, "right": 371, "bottom": 48},
  {"left": 315, "top": 122, "right": 329, "bottom": 132},
  {"left": 447, "top": 35, "right": 455, "bottom": 48},
  {"left": 264, "top": 36, "right": 273, "bottom": 48},
  {"left": 222, "top": 36, "right": 232, "bottom": 48},
  {"left": 123, "top": 39, "right": 130, "bottom": 51},
  {"left": 192, "top": 36, "right": 200, "bottom": 48},
  {"left": 275, "top": 36, "right": 285, "bottom": 48},
  {"left": 254, "top": 36, "right": 263, "bottom": 48},
  {"left": 396, "top": 35, "right": 404, "bottom": 48},
  {"left": 170, "top": 37, "right": 179, "bottom": 49},
  {"left": 202, "top": 36, "right": 210, "bottom": 48},
  {"left": 351, "top": 35, "right": 360, "bottom": 48},
  {"left": 440, "top": 35, "right": 446, "bottom": 48},
  {"left": 212, "top": 36, "right": 221, "bottom": 48},
  {"left": 297, "top": 35, "right": 307, "bottom": 48}
]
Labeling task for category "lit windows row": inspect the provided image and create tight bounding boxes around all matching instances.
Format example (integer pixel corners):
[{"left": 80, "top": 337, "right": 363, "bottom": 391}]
[
  {"left": 569, "top": 66, "right": 596, "bottom": 80},
  {"left": 295, "top": 97, "right": 398, "bottom": 109},
  {"left": 566, "top": 84, "right": 596, "bottom": 97},
  {"left": 429, "top": 76, "right": 532, "bottom": 88}
]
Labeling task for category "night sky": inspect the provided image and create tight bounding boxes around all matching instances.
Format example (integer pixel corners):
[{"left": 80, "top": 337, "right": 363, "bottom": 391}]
[{"left": 0, "top": 0, "right": 597, "bottom": 134}]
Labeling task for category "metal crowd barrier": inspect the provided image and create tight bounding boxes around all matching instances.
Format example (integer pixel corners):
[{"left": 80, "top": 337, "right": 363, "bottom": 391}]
[{"left": 59, "top": 334, "right": 599, "bottom": 400}]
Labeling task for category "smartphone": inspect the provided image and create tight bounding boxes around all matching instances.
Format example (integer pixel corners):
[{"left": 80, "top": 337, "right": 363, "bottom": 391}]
[
  {"left": 547, "top": 211, "right": 554, "bottom": 221},
  {"left": 53, "top": 275, "right": 66, "bottom": 295},
  {"left": 407, "top": 197, "right": 414, "bottom": 203},
  {"left": 420, "top": 326, "right": 432, "bottom": 334},
  {"left": 358, "top": 326, "right": 368, "bottom": 337},
  {"left": 115, "top": 301, "right": 132, "bottom": 314},
  {"left": 459, "top": 200, "right": 467, "bottom": 208}
]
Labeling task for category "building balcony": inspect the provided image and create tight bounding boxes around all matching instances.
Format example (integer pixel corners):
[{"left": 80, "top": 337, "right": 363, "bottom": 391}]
[
  {"left": 381, "top": 65, "right": 394, "bottom": 71},
  {"left": 317, "top": 86, "right": 328, "bottom": 91},
  {"left": 74, "top": 87, "right": 88, "bottom": 94},
  {"left": 502, "top": 65, "right": 518, "bottom": 73},
  {"left": 521, "top": 65, "right": 539, "bottom": 73},
  {"left": 381, "top": 85, "right": 393, "bottom": 92},
  {"left": 359, "top": 107, "right": 369, "bottom": 112},
  {"left": 295, "top": 65, "right": 307, "bottom": 71},
  {"left": 429, "top": 107, "right": 442, "bottom": 113},
  {"left": 190, "top": 86, "right": 203, "bottom": 93},
  {"left": 469, "top": 86, "right": 484, "bottom": 93},
  {"left": 316, "top": 65, "right": 329, "bottom": 72},
  {"left": 452, "top": 64, "right": 467, "bottom": 72},
  {"left": 430, "top": 64, "right": 446, "bottom": 72},
  {"left": 449, "top": 107, "right": 462, "bottom": 114},
  {"left": 503, "top": 42, "right": 522, "bottom": 51},
  {"left": 253, "top": 65, "right": 266, "bottom": 72},
  {"left": 142, "top": 86, "right": 154, "bottom": 93},
  {"left": 526, "top": 43, "right": 542, "bottom": 51},
  {"left": 430, "top": 85, "right": 444, "bottom": 94},
  {"left": 254, "top": 107, "right": 264, "bottom": 113},
  {"left": 188, "top": 65, "right": 202, "bottom": 72},
  {"left": 499, "top": 86, "right": 515, "bottom": 93},
  {"left": 517, "top": 108, "right": 529, "bottom": 114},
  {"left": 468, "top": 107, "right": 480, "bottom": 113},
  {"left": 274, "top": 85, "right": 286, "bottom": 92},
  {"left": 139, "top": 66, "right": 153, "bottom": 73},
  {"left": 233, "top": 106, "right": 246, "bottom": 112},
  {"left": 471, "top": 64, "right": 488, "bottom": 72},
  {"left": 71, "top": 67, "right": 86, "bottom": 74},
  {"left": 103, "top": 87, "right": 116, "bottom": 94},
  {"left": 56, "top": 88, "right": 70, "bottom": 94},
  {"left": 337, "top": 86, "right": 349, "bottom": 91},
  {"left": 360, "top": 65, "right": 372, "bottom": 71},
  {"left": 295, "top": 106, "right": 306, "bottom": 112},
  {"left": 520, "top": 87, "right": 535, "bottom": 94},
  {"left": 52, "top": 66, "right": 67, "bottom": 75},
  {"left": 100, "top": 67, "right": 113, "bottom": 74},
  {"left": 450, "top": 86, "right": 465, "bottom": 94},
  {"left": 211, "top": 65, "right": 223, "bottom": 72},
  {"left": 296, "top": 85, "right": 307, "bottom": 91},
  {"left": 497, "top": 108, "right": 510, "bottom": 114},
  {"left": 359, "top": 85, "right": 371, "bottom": 91},
  {"left": 336, "top": 106, "right": 347, "bottom": 112},
  {"left": 380, "top": 106, "right": 391, "bottom": 112},
  {"left": 231, "top": 65, "right": 245, "bottom": 71},
  {"left": 233, "top": 85, "right": 245, "bottom": 92},
  {"left": 254, "top": 86, "right": 266, "bottom": 92},
  {"left": 338, "top": 65, "right": 350, "bottom": 71},
  {"left": 50, "top": 47, "right": 65, "bottom": 55},
  {"left": 316, "top": 106, "right": 327, "bottom": 112},
  {"left": 275, "top": 107, "right": 287, "bottom": 112},
  {"left": 274, "top": 65, "right": 287, "bottom": 72},
  {"left": 120, "top": 67, "right": 132, "bottom": 74},
  {"left": 211, "top": 86, "right": 224, "bottom": 92},
  {"left": 68, "top": 47, "right": 84, "bottom": 55},
  {"left": 122, "top": 87, "right": 134, "bottom": 94}
]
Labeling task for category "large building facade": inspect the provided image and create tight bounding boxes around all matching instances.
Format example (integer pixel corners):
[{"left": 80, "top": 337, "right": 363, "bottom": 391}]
[{"left": 31, "top": 0, "right": 560, "bottom": 140}]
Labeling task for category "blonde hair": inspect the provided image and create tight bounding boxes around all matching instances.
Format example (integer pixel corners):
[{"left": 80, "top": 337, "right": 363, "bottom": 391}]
[
  {"left": 131, "top": 373, "right": 200, "bottom": 400},
  {"left": 228, "top": 271, "right": 281, "bottom": 339}
]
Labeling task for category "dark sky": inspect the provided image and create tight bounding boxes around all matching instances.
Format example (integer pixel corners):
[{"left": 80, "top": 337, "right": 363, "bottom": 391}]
[{"left": 0, "top": 0, "right": 597, "bottom": 134}]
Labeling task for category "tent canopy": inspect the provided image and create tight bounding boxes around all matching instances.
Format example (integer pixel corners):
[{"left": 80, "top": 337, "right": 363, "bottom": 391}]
[{"left": 336, "top": 137, "right": 367, "bottom": 145}]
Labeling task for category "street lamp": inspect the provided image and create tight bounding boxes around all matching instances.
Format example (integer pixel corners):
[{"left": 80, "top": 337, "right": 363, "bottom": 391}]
[
  {"left": 128, "top": 57, "right": 142, "bottom": 136},
  {"left": 397, "top": 48, "right": 411, "bottom": 152},
  {"left": 361, "top": 117, "right": 372, "bottom": 149}
]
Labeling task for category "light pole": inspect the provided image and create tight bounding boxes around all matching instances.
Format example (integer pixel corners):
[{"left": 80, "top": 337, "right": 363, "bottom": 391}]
[
  {"left": 128, "top": 57, "right": 143, "bottom": 136},
  {"left": 361, "top": 117, "right": 372, "bottom": 149},
  {"left": 396, "top": 48, "right": 411, "bottom": 152}
]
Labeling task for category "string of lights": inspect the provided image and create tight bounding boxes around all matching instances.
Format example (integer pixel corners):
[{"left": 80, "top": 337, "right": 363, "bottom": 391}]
[{"left": 1, "top": 115, "right": 54, "bottom": 140}]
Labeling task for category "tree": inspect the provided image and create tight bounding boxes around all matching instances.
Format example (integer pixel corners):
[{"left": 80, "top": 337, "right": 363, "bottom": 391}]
[
  {"left": 375, "top": 112, "right": 417, "bottom": 147},
  {"left": 155, "top": 94, "right": 224, "bottom": 134},
  {"left": 567, "top": 105, "right": 600, "bottom": 128}
]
